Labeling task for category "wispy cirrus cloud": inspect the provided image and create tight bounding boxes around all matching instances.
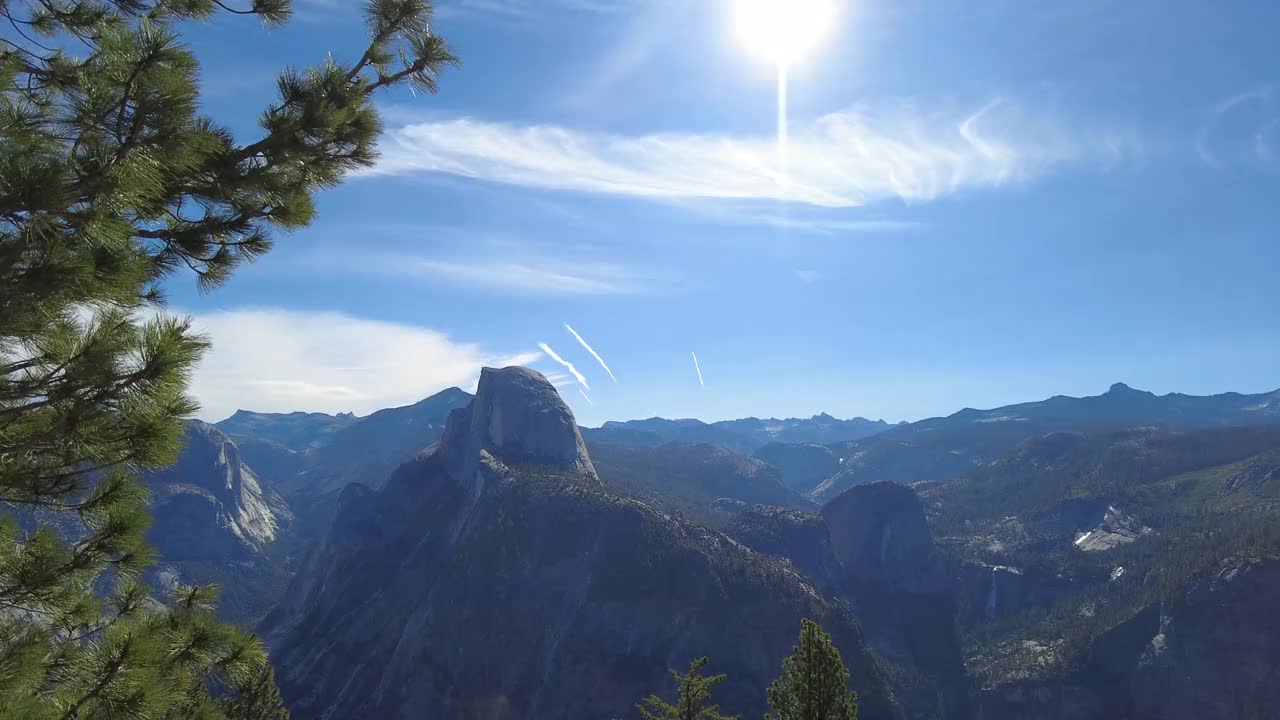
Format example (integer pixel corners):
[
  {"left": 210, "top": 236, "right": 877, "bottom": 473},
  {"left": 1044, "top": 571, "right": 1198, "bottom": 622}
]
[
  {"left": 365, "top": 99, "right": 1134, "bottom": 208},
  {"left": 564, "top": 323, "right": 617, "bottom": 383},
  {"left": 1197, "top": 86, "right": 1279, "bottom": 170},
  {"left": 682, "top": 202, "right": 926, "bottom": 235},
  {"left": 539, "top": 342, "right": 590, "bottom": 389},
  {"left": 409, "top": 258, "right": 643, "bottom": 295},
  {"left": 178, "top": 307, "right": 539, "bottom": 420},
  {"left": 303, "top": 247, "right": 653, "bottom": 296}
]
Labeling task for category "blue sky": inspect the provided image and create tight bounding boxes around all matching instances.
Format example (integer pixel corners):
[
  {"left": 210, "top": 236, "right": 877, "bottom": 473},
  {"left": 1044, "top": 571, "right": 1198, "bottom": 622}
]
[{"left": 170, "top": 0, "right": 1280, "bottom": 425}]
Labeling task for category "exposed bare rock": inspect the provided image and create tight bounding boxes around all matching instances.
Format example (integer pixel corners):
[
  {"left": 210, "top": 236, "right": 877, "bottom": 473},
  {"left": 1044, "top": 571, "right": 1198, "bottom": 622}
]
[
  {"left": 145, "top": 421, "right": 288, "bottom": 558},
  {"left": 1073, "top": 506, "right": 1150, "bottom": 552},
  {"left": 442, "top": 366, "right": 597, "bottom": 483},
  {"left": 822, "top": 481, "right": 948, "bottom": 596},
  {"left": 141, "top": 421, "right": 294, "bottom": 622}
]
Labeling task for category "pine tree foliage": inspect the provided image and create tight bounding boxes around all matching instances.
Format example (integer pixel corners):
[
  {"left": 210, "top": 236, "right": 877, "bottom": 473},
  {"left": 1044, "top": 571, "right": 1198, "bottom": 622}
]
[
  {"left": 636, "top": 656, "right": 738, "bottom": 720},
  {"left": 765, "top": 619, "right": 859, "bottom": 720},
  {"left": 0, "top": 1, "right": 456, "bottom": 716},
  {"left": 219, "top": 664, "right": 289, "bottom": 720}
]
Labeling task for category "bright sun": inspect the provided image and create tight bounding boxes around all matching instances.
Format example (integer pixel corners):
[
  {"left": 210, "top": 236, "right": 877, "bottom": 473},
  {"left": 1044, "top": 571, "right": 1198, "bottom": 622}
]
[{"left": 733, "top": 0, "right": 838, "bottom": 67}]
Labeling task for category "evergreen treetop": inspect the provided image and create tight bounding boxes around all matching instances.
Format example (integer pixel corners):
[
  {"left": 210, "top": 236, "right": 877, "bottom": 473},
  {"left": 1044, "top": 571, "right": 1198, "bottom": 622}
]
[
  {"left": 637, "top": 656, "right": 739, "bottom": 720},
  {"left": 765, "top": 619, "right": 859, "bottom": 720}
]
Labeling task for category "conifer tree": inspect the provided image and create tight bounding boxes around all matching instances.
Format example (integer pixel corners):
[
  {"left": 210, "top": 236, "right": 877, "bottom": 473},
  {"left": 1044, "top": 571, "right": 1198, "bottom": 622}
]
[
  {"left": 220, "top": 665, "right": 290, "bottom": 720},
  {"left": 0, "top": 1, "right": 456, "bottom": 716},
  {"left": 637, "top": 656, "right": 739, "bottom": 720},
  {"left": 765, "top": 619, "right": 859, "bottom": 720}
]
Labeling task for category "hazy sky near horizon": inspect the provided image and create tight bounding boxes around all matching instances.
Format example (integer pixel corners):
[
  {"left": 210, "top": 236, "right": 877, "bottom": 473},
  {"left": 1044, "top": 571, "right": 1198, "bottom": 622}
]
[{"left": 169, "top": 0, "right": 1280, "bottom": 425}]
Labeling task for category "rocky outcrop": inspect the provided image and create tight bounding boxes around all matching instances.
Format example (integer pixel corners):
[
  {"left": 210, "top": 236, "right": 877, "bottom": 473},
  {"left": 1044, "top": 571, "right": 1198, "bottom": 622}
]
[
  {"left": 753, "top": 442, "right": 843, "bottom": 494},
  {"left": 1073, "top": 505, "right": 1149, "bottom": 552},
  {"left": 264, "top": 367, "right": 901, "bottom": 720},
  {"left": 142, "top": 421, "right": 294, "bottom": 622},
  {"left": 145, "top": 421, "right": 287, "bottom": 559},
  {"left": 440, "top": 367, "right": 595, "bottom": 482},
  {"left": 1218, "top": 449, "right": 1280, "bottom": 497},
  {"left": 823, "top": 482, "right": 948, "bottom": 596}
]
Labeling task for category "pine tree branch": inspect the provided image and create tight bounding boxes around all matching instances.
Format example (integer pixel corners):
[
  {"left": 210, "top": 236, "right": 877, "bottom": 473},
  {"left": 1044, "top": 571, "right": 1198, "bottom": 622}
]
[
  {"left": 211, "top": 0, "right": 263, "bottom": 14},
  {"left": 59, "top": 638, "right": 131, "bottom": 720}
]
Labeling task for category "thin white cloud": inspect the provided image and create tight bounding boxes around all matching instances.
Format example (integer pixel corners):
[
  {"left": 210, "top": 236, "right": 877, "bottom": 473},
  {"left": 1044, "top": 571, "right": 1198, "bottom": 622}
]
[
  {"left": 577, "top": 388, "right": 594, "bottom": 405},
  {"left": 564, "top": 323, "right": 617, "bottom": 383},
  {"left": 1197, "top": 86, "right": 1275, "bottom": 167},
  {"left": 691, "top": 351, "right": 704, "bottom": 388},
  {"left": 366, "top": 99, "right": 1131, "bottom": 208},
  {"left": 178, "top": 307, "right": 539, "bottom": 420},
  {"left": 412, "top": 259, "right": 641, "bottom": 295},
  {"left": 683, "top": 202, "right": 926, "bottom": 234},
  {"left": 794, "top": 269, "right": 819, "bottom": 283},
  {"left": 538, "top": 342, "right": 590, "bottom": 390},
  {"left": 304, "top": 248, "right": 651, "bottom": 296}
]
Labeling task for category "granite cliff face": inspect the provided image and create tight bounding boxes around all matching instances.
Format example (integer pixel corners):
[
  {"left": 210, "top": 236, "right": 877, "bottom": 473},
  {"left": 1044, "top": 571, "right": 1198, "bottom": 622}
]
[
  {"left": 141, "top": 421, "right": 294, "bottom": 621},
  {"left": 823, "top": 482, "right": 947, "bottom": 596},
  {"left": 145, "top": 421, "right": 287, "bottom": 560},
  {"left": 265, "top": 367, "right": 901, "bottom": 720},
  {"left": 726, "top": 483, "right": 970, "bottom": 719},
  {"left": 438, "top": 367, "right": 595, "bottom": 481}
]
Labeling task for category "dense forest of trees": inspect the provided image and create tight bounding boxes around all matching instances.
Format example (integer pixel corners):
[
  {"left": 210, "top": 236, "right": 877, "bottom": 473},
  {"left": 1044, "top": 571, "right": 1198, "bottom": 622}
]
[{"left": 0, "top": 0, "right": 455, "bottom": 716}]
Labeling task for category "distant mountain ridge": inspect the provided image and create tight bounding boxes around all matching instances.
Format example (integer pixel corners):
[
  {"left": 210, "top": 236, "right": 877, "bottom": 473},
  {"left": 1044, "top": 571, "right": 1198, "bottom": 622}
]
[
  {"left": 590, "top": 412, "right": 895, "bottom": 453},
  {"left": 810, "top": 382, "right": 1280, "bottom": 501},
  {"left": 216, "top": 408, "right": 357, "bottom": 451},
  {"left": 947, "top": 382, "right": 1280, "bottom": 426}
]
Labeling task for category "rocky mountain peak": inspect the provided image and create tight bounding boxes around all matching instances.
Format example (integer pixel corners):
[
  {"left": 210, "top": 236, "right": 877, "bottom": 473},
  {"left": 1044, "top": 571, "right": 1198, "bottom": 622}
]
[
  {"left": 1106, "top": 381, "right": 1153, "bottom": 397},
  {"left": 821, "top": 481, "right": 946, "bottom": 596},
  {"left": 441, "top": 366, "right": 597, "bottom": 481}
]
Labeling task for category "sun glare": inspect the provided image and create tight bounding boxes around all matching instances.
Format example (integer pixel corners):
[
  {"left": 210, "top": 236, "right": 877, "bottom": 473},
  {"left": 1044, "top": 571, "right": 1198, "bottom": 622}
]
[{"left": 733, "top": 0, "right": 838, "bottom": 68}]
